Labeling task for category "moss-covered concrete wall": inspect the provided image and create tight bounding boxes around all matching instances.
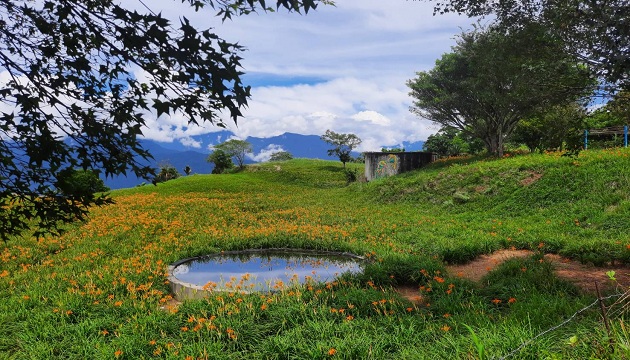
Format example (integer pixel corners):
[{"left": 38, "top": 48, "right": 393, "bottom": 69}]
[{"left": 364, "top": 152, "right": 437, "bottom": 181}]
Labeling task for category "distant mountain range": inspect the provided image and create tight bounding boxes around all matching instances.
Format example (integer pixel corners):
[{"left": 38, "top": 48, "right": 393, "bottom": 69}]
[{"left": 103, "top": 131, "right": 425, "bottom": 189}]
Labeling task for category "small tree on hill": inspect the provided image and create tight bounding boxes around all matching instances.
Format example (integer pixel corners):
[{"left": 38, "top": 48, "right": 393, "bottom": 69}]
[
  {"left": 423, "top": 127, "right": 484, "bottom": 157},
  {"left": 600, "top": 90, "right": 630, "bottom": 126},
  {"left": 351, "top": 153, "right": 365, "bottom": 163},
  {"left": 214, "top": 139, "right": 252, "bottom": 169},
  {"left": 320, "top": 130, "right": 362, "bottom": 168},
  {"left": 207, "top": 149, "right": 234, "bottom": 174},
  {"left": 269, "top": 151, "right": 293, "bottom": 162},
  {"left": 423, "top": 128, "right": 459, "bottom": 157},
  {"left": 510, "top": 103, "right": 587, "bottom": 153},
  {"left": 153, "top": 163, "right": 180, "bottom": 185}
]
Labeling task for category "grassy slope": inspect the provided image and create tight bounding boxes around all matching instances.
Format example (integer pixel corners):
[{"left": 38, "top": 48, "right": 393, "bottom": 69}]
[
  {"left": 1, "top": 150, "right": 629, "bottom": 359},
  {"left": 362, "top": 148, "right": 630, "bottom": 264}
]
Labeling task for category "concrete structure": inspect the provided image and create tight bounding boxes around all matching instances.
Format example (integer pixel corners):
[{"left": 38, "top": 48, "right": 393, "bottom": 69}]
[{"left": 364, "top": 152, "right": 438, "bottom": 181}]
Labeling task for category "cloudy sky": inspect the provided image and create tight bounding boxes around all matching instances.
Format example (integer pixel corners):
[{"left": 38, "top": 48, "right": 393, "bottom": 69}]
[{"left": 142, "top": 1, "right": 476, "bottom": 152}]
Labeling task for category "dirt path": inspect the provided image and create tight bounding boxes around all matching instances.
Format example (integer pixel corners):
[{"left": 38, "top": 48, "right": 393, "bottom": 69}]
[
  {"left": 396, "top": 249, "right": 630, "bottom": 304},
  {"left": 446, "top": 249, "right": 630, "bottom": 294}
]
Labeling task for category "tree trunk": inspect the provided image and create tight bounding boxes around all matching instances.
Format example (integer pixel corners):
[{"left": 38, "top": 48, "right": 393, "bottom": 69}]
[{"left": 486, "top": 136, "right": 501, "bottom": 157}]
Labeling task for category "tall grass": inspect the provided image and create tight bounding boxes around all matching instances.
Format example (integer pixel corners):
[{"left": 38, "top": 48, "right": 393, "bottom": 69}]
[{"left": 1, "top": 149, "right": 629, "bottom": 358}]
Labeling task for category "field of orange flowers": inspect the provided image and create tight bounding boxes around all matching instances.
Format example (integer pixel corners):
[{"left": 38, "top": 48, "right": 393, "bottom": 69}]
[{"left": 1, "top": 150, "right": 629, "bottom": 359}]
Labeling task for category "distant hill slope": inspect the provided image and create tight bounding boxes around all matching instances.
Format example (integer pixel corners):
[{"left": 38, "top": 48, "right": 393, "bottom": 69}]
[
  {"left": 102, "top": 141, "right": 213, "bottom": 190},
  {"left": 103, "top": 132, "right": 424, "bottom": 189}
]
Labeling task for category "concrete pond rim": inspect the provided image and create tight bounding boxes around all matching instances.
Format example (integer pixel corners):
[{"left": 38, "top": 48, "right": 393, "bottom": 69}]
[{"left": 168, "top": 248, "right": 367, "bottom": 300}]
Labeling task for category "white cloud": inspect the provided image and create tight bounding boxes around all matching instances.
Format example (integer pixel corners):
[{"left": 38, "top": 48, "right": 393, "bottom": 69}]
[
  {"left": 351, "top": 111, "right": 391, "bottom": 126},
  {"left": 179, "top": 136, "right": 202, "bottom": 148},
  {"left": 1, "top": 1, "right": 476, "bottom": 150},
  {"left": 248, "top": 144, "right": 285, "bottom": 162},
  {"left": 215, "top": 76, "right": 434, "bottom": 152}
]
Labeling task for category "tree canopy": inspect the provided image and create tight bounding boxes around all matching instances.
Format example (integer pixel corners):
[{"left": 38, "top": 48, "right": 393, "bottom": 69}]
[
  {"left": 408, "top": 24, "right": 594, "bottom": 157},
  {"left": 212, "top": 139, "right": 253, "bottom": 169},
  {"left": 0, "top": 0, "right": 331, "bottom": 240},
  {"left": 601, "top": 90, "right": 630, "bottom": 125},
  {"left": 510, "top": 103, "right": 587, "bottom": 153},
  {"left": 320, "top": 130, "right": 362, "bottom": 168},
  {"left": 207, "top": 148, "right": 234, "bottom": 174},
  {"left": 269, "top": 151, "right": 293, "bottom": 162},
  {"left": 423, "top": 127, "right": 483, "bottom": 157},
  {"left": 427, "top": 0, "right": 630, "bottom": 91}
]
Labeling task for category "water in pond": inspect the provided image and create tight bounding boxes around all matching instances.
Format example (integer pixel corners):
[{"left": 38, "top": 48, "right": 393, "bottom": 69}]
[{"left": 172, "top": 250, "right": 363, "bottom": 292}]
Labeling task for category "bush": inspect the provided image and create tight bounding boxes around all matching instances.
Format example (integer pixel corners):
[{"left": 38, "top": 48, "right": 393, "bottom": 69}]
[
  {"left": 153, "top": 164, "right": 180, "bottom": 184},
  {"left": 56, "top": 169, "right": 109, "bottom": 196},
  {"left": 269, "top": 151, "right": 293, "bottom": 162},
  {"left": 343, "top": 168, "right": 358, "bottom": 184},
  {"left": 208, "top": 149, "right": 235, "bottom": 174}
]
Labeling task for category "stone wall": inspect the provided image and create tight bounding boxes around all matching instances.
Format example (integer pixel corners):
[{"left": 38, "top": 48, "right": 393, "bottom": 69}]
[{"left": 364, "top": 152, "right": 437, "bottom": 181}]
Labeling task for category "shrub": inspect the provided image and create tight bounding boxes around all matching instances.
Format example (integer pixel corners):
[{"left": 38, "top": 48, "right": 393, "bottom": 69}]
[
  {"left": 56, "top": 169, "right": 109, "bottom": 196},
  {"left": 208, "top": 149, "right": 235, "bottom": 174},
  {"left": 344, "top": 168, "right": 358, "bottom": 184},
  {"left": 269, "top": 151, "right": 293, "bottom": 162},
  {"left": 153, "top": 164, "right": 180, "bottom": 184}
]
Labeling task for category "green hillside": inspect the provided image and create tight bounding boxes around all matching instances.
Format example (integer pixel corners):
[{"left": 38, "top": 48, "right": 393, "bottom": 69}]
[{"left": 1, "top": 149, "right": 629, "bottom": 359}]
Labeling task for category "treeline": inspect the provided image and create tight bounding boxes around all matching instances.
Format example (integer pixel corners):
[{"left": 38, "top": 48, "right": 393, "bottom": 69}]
[{"left": 423, "top": 94, "right": 629, "bottom": 157}]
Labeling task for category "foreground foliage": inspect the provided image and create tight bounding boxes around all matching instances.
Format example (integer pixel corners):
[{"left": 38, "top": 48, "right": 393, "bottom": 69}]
[
  {"left": 430, "top": 0, "right": 630, "bottom": 91},
  {"left": 1, "top": 150, "right": 629, "bottom": 358}
]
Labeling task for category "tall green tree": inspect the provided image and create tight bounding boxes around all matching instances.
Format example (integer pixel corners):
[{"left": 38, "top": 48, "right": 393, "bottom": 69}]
[
  {"left": 423, "top": 127, "right": 483, "bottom": 156},
  {"left": 0, "top": 0, "right": 329, "bottom": 240},
  {"left": 603, "top": 90, "right": 630, "bottom": 124},
  {"left": 320, "top": 130, "right": 362, "bottom": 168},
  {"left": 407, "top": 24, "right": 594, "bottom": 157},
  {"left": 428, "top": 0, "right": 630, "bottom": 91},
  {"left": 207, "top": 149, "right": 234, "bottom": 174},
  {"left": 510, "top": 103, "right": 587, "bottom": 152},
  {"left": 213, "top": 139, "right": 253, "bottom": 169}
]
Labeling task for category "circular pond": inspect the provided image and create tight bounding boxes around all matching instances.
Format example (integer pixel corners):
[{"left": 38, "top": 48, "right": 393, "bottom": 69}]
[{"left": 168, "top": 249, "right": 365, "bottom": 300}]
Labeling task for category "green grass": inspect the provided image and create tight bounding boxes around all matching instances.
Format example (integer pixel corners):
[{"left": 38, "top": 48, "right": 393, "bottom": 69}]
[{"left": 2, "top": 149, "right": 630, "bottom": 359}]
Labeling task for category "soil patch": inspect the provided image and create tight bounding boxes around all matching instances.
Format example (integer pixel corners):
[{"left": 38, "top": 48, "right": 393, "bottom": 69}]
[
  {"left": 520, "top": 171, "right": 543, "bottom": 186},
  {"left": 396, "top": 249, "right": 630, "bottom": 302},
  {"left": 446, "top": 249, "right": 630, "bottom": 294},
  {"left": 395, "top": 285, "right": 425, "bottom": 306}
]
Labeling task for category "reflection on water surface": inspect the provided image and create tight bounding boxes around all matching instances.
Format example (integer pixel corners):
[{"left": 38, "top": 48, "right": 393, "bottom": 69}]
[{"left": 172, "top": 250, "right": 363, "bottom": 292}]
